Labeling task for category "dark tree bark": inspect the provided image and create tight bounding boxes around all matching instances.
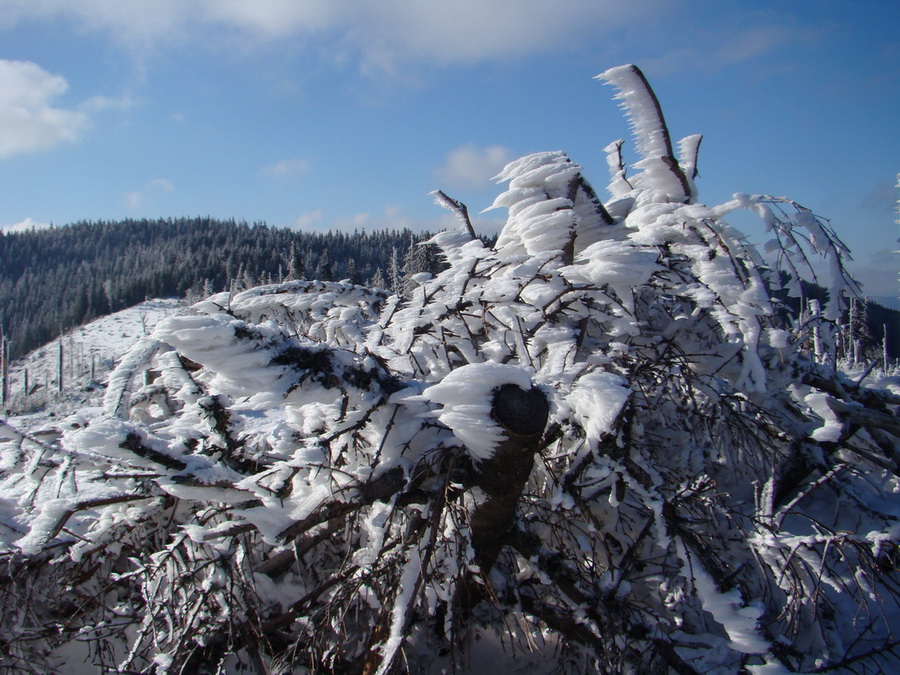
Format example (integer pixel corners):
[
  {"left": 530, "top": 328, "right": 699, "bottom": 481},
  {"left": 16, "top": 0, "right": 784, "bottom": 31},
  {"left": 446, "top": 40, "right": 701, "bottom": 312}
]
[
  {"left": 469, "top": 384, "right": 549, "bottom": 572},
  {"left": 431, "top": 190, "right": 478, "bottom": 240}
]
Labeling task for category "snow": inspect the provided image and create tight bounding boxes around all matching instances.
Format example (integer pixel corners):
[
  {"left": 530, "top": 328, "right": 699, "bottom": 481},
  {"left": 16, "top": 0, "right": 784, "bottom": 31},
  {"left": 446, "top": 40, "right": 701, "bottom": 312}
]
[
  {"left": 767, "top": 328, "right": 791, "bottom": 349},
  {"left": 804, "top": 391, "right": 843, "bottom": 442},
  {"left": 597, "top": 64, "right": 689, "bottom": 200},
  {"left": 13, "top": 497, "right": 73, "bottom": 555},
  {"left": 0, "top": 65, "right": 894, "bottom": 675},
  {"left": 8, "top": 298, "right": 182, "bottom": 386},
  {"left": 745, "top": 663, "right": 795, "bottom": 675},
  {"left": 598, "top": 65, "right": 672, "bottom": 161},
  {"left": 376, "top": 551, "right": 422, "bottom": 675},
  {"left": 689, "top": 554, "right": 769, "bottom": 655},
  {"left": 422, "top": 362, "right": 534, "bottom": 461},
  {"left": 603, "top": 139, "right": 632, "bottom": 199},
  {"left": 562, "top": 371, "right": 630, "bottom": 445}
]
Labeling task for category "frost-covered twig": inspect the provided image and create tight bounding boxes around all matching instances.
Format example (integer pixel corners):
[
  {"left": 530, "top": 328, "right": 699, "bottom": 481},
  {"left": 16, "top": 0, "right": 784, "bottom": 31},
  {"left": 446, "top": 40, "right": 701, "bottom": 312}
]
[{"left": 431, "top": 189, "right": 478, "bottom": 240}]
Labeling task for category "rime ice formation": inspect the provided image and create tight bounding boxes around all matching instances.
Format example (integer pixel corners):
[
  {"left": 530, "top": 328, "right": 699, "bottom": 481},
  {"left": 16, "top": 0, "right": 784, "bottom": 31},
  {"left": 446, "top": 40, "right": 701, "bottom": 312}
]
[{"left": 0, "top": 66, "right": 895, "bottom": 675}]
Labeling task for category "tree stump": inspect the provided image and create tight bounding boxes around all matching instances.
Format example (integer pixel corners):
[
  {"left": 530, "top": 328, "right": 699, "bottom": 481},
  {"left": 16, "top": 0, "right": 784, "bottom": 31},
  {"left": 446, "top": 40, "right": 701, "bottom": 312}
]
[{"left": 469, "top": 383, "right": 550, "bottom": 573}]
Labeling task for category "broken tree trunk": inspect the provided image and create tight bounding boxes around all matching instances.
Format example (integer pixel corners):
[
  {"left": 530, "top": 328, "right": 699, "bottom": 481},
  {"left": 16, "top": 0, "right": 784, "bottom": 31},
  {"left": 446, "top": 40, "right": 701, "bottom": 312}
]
[{"left": 469, "top": 383, "right": 550, "bottom": 573}]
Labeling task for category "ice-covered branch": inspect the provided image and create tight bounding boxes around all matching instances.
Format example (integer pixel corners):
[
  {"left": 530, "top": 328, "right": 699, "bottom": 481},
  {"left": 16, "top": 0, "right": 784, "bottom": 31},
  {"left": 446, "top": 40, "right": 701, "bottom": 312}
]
[
  {"left": 0, "top": 64, "right": 894, "bottom": 675},
  {"left": 598, "top": 64, "right": 691, "bottom": 200},
  {"left": 431, "top": 189, "right": 478, "bottom": 240}
]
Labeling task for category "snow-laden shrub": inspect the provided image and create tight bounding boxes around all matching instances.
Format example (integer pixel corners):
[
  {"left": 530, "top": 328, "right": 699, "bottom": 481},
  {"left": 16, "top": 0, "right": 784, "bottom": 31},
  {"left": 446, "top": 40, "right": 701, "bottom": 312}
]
[{"left": 1, "top": 65, "right": 898, "bottom": 674}]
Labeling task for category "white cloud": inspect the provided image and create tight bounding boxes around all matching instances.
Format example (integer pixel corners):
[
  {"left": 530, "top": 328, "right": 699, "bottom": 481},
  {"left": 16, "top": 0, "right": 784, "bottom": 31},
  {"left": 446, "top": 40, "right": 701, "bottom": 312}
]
[
  {"left": 202, "top": 0, "right": 341, "bottom": 39},
  {"left": 641, "top": 23, "right": 820, "bottom": 77},
  {"left": 292, "top": 209, "right": 324, "bottom": 230},
  {"left": 149, "top": 178, "right": 175, "bottom": 192},
  {"left": 1, "top": 217, "right": 52, "bottom": 234},
  {"left": 339, "top": 0, "right": 668, "bottom": 72},
  {"left": 125, "top": 178, "right": 175, "bottom": 209},
  {"left": 331, "top": 212, "right": 373, "bottom": 232},
  {"left": 125, "top": 191, "right": 142, "bottom": 209},
  {"left": 83, "top": 92, "right": 139, "bottom": 113},
  {"left": 1, "top": 0, "right": 194, "bottom": 50},
  {"left": 0, "top": 60, "right": 87, "bottom": 157},
  {"left": 2, "top": 1, "right": 671, "bottom": 71},
  {"left": 291, "top": 209, "right": 377, "bottom": 234},
  {"left": 719, "top": 25, "right": 798, "bottom": 63},
  {"left": 434, "top": 144, "right": 513, "bottom": 190},
  {"left": 262, "top": 158, "right": 312, "bottom": 179}
]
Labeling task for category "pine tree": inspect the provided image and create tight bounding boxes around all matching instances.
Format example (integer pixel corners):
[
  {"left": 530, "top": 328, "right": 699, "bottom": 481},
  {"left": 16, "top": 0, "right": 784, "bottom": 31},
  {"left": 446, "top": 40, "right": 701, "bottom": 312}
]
[
  {"left": 0, "top": 329, "right": 8, "bottom": 407},
  {"left": 370, "top": 266, "right": 387, "bottom": 290},
  {"left": 314, "top": 249, "right": 333, "bottom": 281},
  {"left": 400, "top": 236, "right": 442, "bottom": 295},
  {"left": 286, "top": 241, "right": 303, "bottom": 280},
  {"left": 345, "top": 257, "right": 361, "bottom": 285},
  {"left": 388, "top": 246, "right": 402, "bottom": 293}
]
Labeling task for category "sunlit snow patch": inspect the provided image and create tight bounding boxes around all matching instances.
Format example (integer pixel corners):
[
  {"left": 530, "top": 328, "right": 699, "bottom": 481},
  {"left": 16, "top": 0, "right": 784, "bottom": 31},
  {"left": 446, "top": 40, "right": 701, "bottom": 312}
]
[
  {"left": 564, "top": 371, "right": 630, "bottom": 446},
  {"left": 423, "top": 362, "right": 535, "bottom": 461}
]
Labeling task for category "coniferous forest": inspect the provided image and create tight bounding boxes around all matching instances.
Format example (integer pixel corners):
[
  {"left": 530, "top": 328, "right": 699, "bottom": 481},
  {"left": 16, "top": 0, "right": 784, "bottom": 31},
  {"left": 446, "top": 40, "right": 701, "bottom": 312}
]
[
  {"left": 0, "top": 218, "right": 443, "bottom": 359},
  {"left": 1, "top": 216, "right": 894, "bottom": 364}
]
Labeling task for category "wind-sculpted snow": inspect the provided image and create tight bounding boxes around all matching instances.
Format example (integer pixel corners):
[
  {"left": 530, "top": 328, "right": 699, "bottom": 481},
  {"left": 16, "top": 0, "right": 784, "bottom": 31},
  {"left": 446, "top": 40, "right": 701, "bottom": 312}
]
[
  {"left": 0, "top": 65, "right": 897, "bottom": 675},
  {"left": 422, "top": 362, "right": 536, "bottom": 461},
  {"left": 599, "top": 64, "right": 692, "bottom": 201},
  {"left": 193, "top": 279, "right": 389, "bottom": 350}
]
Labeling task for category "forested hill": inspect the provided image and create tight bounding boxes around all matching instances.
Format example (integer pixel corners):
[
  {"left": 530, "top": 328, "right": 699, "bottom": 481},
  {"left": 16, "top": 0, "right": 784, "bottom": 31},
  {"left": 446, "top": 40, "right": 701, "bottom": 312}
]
[
  {"left": 1, "top": 217, "right": 895, "bottom": 363},
  {"left": 0, "top": 218, "right": 438, "bottom": 359}
]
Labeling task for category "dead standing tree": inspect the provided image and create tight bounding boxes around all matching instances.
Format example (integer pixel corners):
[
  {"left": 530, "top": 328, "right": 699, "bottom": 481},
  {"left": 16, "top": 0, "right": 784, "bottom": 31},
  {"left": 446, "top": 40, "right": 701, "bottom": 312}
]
[{"left": 0, "top": 65, "right": 898, "bottom": 675}]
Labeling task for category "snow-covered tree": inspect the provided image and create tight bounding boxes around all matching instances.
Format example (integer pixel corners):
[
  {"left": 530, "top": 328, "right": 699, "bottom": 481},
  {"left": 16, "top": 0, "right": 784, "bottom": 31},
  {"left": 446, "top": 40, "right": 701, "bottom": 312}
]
[
  {"left": 370, "top": 266, "right": 388, "bottom": 291},
  {"left": 400, "top": 234, "right": 443, "bottom": 296},
  {"left": 1, "top": 65, "right": 899, "bottom": 675}
]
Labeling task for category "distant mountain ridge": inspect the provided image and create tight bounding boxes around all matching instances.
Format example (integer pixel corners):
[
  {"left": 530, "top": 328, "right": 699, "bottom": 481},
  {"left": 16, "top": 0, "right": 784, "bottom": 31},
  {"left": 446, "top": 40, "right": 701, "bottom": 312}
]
[
  {"left": 0, "top": 217, "right": 895, "bottom": 365},
  {"left": 0, "top": 218, "right": 430, "bottom": 359}
]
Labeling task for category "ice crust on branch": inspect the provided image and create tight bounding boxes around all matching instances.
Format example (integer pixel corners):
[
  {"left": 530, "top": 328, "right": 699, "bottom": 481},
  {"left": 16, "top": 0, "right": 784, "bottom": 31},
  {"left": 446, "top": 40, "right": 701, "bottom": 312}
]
[
  {"left": 422, "top": 362, "right": 535, "bottom": 461},
  {"left": 0, "top": 64, "right": 895, "bottom": 675},
  {"left": 598, "top": 64, "right": 695, "bottom": 202}
]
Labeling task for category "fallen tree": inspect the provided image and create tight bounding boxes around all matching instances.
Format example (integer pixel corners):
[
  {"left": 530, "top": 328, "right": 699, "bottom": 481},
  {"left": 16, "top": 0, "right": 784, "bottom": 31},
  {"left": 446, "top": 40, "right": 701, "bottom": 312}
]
[{"left": 0, "top": 65, "right": 898, "bottom": 674}]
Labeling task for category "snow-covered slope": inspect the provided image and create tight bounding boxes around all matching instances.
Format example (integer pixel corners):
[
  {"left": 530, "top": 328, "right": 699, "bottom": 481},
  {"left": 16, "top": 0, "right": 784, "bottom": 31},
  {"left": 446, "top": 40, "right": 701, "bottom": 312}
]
[{"left": 3, "top": 298, "right": 184, "bottom": 417}]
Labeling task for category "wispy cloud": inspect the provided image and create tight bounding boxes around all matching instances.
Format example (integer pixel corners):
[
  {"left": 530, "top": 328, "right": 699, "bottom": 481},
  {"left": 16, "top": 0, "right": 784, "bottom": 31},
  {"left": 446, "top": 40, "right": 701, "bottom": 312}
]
[
  {"left": 640, "top": 23, "right": 819, "bottom": 77},
  {"left": 434, "top": 144, "right": 512, "bottom": 190},
  {"left": 262, "top": 158, "right": 312, "bottom": 179},
  {"left": 82, "top": 92, "right": 139, "bottom": 113},
  {"left": 0, "top": 217, "right": 52, "bottom": 234},
  {"left": 1, "top": 1, "right": 672, "bottom": 73},
  {"left": 292, "top": 209, "right": 324, "bottom": 230},
  {"left": 149, "top": 178, "right": 174, "bottom": 192},
  {"left": 858, "top": 179, "right": 897, "bottom": 213},
  {"left": 290, "top": 210, "right": 375, "bottom": 234},
  {"left": 288, "top": 203, "right": 505, "bottom": 237},
  {"left": 125, "top": 178, "right": 175, "bottom": 209},
  {"left": 0, "top": 60, "right": 87, "bottom": 157},
  {"left": 331, "top": 212, "right": 373, "bottom": 232}
]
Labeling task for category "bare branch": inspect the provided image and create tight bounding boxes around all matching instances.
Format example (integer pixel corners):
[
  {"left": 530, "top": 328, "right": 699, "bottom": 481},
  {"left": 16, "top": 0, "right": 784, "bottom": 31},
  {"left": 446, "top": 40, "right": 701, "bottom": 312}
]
[{"left": 431, "top": 189, "right": 477, "bottom": 239}]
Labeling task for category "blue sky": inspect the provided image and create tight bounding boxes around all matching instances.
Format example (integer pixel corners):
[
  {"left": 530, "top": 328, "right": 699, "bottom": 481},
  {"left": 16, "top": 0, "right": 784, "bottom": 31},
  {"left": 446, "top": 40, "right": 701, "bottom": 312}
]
[{"left": 0, "top": 0, "right": 897, "bottom": 299}]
